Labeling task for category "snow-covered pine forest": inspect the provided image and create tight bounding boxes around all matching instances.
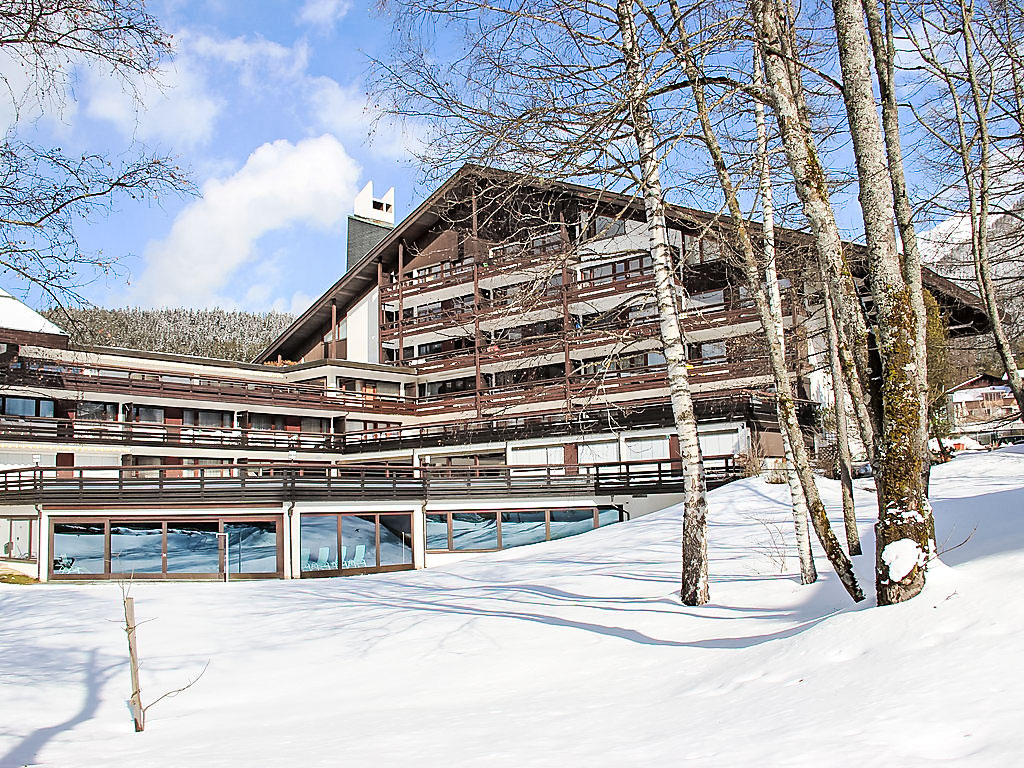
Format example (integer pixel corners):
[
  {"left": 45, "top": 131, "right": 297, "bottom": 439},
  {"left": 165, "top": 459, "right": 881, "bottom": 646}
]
[{"left": 41, "top": 307, "right": 295, "bottom": 362}]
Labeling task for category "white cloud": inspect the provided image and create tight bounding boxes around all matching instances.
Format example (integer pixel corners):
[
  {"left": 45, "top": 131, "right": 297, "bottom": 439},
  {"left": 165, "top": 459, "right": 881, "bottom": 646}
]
[
  {"left": 308, "top": 76, "right": 426, "bottom": 160},
  {"left": 84, "top": 56, "right": 221, "bottom": 149},
  {"left": 298, "top": 0, "right": 352, "bottom": 28},
  {"left": 186, "top": 32, "right": 310, "bottom": 88},
  {"left": 129, "top": 135, "right": 361, "bottom": 308},
  {"left": 82, "top": 31, "right": 311, "bottom": 148}
]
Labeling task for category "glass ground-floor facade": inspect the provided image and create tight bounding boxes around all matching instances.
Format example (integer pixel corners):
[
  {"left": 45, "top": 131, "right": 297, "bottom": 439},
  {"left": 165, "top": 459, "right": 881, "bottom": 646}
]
[
  {"left": 50, "top": 515, "right": 284, "bottom": 580},
  {"left": 23, "top": 501, "right": 621, "bottom": 580},
  {"left": 426, "top": 506, "right": 623, "bottom": 553},
  {"left": 299, "top": 512, "right": 414, "bottom": 578}
]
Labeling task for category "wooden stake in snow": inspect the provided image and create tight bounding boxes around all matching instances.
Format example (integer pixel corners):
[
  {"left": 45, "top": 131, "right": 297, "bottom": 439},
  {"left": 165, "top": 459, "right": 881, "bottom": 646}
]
[{"left": 124, "top": 596, "right": 145, "bottom": 732}]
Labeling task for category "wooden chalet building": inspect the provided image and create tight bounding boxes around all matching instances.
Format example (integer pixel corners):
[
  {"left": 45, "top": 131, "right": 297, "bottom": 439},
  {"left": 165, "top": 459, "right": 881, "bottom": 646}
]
[{"left": 0, "top": 167, "right": 988, "bottom": 582}]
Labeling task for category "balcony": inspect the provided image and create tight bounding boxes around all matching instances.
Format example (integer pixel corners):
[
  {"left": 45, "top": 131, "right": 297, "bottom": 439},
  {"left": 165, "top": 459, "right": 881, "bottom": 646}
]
[{"left": 2, "top": 361, "right": 414, "bottom": 416}]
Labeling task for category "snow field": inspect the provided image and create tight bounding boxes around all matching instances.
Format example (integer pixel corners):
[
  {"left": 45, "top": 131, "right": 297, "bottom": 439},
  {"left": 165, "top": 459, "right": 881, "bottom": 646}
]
[{"left": 1, "top": 447, "right": 1023, "bottom": 767}]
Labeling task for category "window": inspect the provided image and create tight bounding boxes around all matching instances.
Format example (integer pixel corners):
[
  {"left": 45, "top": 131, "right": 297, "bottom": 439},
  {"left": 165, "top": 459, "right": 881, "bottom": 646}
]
[
  {"left": 300, "top": 417, "right": 329, "bottom": 434},
  {"left": 592, "top": 215, "right": 627, "bottom": 239},
  {"left": 183, "top": 409, "right": 232, "bottom": 428},
  {"left": 78, "top": 401, "right": 117, "bottom": 421},
  {"left": 131, "top": 406, "right": 165, "bottom": 424},
  {"left": 426, "top": 508, "right": 613, "bottom": 552},
  {"left": 1, "top": 396, "right": 54, "bottom": 418},
  {"left": 52, "top": 522, "right": 106, "bottom": 575},
  {"left": 0, "top": 518, "right": 37, "bottom": 561},
  {"left": 250, "top": 413, "right": 286, "bottom": 431},
  {"left": 299, "top": 513, "right": 414, "bottom": 577},
  {"left": 110, "top": 523, "right": 164, "bottom": 574}
]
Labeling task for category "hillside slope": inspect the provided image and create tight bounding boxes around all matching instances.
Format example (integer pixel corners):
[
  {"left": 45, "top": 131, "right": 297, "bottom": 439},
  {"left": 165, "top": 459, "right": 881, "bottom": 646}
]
[
  {"left": 1, "top": 449, "right": 1022, "bottom": 766},
  {"left": 41, "top": 307, "right": 295, "bottom": 362}
]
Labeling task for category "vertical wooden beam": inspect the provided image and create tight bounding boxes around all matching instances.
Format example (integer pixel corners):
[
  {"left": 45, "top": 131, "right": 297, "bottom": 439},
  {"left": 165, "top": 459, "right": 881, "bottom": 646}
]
[
  {"left": 330, "top": 300, "right": 338, "bottom": 360},
  {"left": 397, "top": 243, "right": 405, "bottom": 363},
  {"left": 559, "top": 210, "right": 572, "bottom": 416},
  {"left": 473, "top": 255, "right": 483, "bottom": 417},
  {"left": 377, "top": 258, "right": 385, "bottom": 364},
  {"left": 471, "top": 188, "right": 479, "bottom": 240}
]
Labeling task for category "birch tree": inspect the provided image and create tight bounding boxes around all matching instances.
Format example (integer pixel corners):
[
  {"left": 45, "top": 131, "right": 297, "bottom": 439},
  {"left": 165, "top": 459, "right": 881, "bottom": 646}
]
[{"left": 829, "top": 0, "right": 932, "bottom": 604}]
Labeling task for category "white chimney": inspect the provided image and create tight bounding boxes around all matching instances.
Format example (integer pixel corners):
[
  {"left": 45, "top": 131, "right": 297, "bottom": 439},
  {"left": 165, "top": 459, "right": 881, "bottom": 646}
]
[{"left": 353, "top": 181, "right": 395, "bottom": 225}]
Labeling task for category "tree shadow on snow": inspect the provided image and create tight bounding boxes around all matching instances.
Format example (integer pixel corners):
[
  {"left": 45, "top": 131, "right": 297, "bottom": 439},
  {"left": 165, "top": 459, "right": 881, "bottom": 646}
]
[{"left": 0, "top": 648, "right": 117, "bottom": 768}]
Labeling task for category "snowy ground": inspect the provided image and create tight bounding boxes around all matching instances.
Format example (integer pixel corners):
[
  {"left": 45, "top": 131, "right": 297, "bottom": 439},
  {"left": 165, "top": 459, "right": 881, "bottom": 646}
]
[{"left": 2, "top": 448, "right": 1023, "bottom": 767}]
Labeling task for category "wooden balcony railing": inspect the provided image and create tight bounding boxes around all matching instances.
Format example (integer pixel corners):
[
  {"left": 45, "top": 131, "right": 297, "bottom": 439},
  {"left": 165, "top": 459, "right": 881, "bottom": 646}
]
[
  {"left": 0, "top": 456, "right": 743, "bottom": 507},
  {"left": 2, "top": 362, "right": 415, "bottom": 415}
]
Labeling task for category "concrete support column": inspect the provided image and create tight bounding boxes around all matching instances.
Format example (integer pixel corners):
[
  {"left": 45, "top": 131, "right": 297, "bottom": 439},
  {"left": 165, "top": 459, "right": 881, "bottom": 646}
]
[
  {"left": 412, "top": 502, "right": 426, "bottom": 570},
  {"left": 289, "top": 503, "right": 302, "bottom": 579},
  {"left": 281, "top": 503, "right": 293, "bottom": 579},
  {"left": 36, "top": 507, "right": 49, "bottom": 583}
]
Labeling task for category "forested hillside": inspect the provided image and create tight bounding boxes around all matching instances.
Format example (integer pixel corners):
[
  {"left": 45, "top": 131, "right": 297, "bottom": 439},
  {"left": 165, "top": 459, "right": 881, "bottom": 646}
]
[{"left": 41, "top": 307, "right": 295, "bottom": 362}]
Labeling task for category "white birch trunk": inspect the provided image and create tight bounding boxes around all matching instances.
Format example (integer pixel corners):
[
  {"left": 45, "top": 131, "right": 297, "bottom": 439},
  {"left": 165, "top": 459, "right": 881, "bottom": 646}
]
[
  {"left": 831, "top": 0, "right": 931, "bottom": 603},
  {"left": 754, "top": 51, "right": 817, "bottom": 584},
  {"left": 616, "top": 0, "right": 711, "bottom": 605},
  {"left": 823, "top": 276, "right": 861, "bottom": 555}
]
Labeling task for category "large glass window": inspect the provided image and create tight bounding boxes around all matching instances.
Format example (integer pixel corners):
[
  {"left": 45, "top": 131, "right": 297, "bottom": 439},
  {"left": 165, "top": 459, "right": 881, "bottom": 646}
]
[
  {"left": 428, "top": 507, "right": 613, "bottom": 552},
  {"left": 549, "top": 509, "right": 595, "bottom": 540},
  {"left": 0, "top": 518, "right": 36, "bottom": 560},
  {"left": 426, "top": 514, "right": 449, "bottom": 550},
  {"left": 341, "top": 515, "right": 378, "bottom": 570},
  {"left": 379, "top": 515, "right": 413, "bottom": 567},
  {"left": 165, "top": 522, "right": 220, "bottom": 574},
  {"left": 225, "top": 522, "right": 277, "bottom": 574},
  {"left": 500, "top": 511, "right": 547, "bottom": 548},
  {"left": 300, "top": 515, "right": 339, "bottom": 572},
  {"left": 52, "top": 522, "right": 105, "bottom": 574},
  {"left": 451, "top": 512, "right": 498, "bottom": 550},
  {"left": 598, "top": 507, "right": 623, "bottom": 527},
  {"left": 110, "top": 523, "right": 164, "bottom": 574},
  {"left": 3, "top": 397, "right": 37, "bottom": 417}
]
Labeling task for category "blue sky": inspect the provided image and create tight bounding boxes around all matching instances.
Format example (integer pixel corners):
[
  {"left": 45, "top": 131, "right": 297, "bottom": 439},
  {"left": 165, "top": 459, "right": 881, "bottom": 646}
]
[{"left": 5, "top": 0, "right": 426, "bottom": 313}]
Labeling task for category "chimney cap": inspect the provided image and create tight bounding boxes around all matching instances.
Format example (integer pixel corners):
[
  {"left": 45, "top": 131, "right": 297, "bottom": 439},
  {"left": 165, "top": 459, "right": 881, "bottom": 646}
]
[{"left": 353, "top": 181, "right": 395, "bottom": 225}]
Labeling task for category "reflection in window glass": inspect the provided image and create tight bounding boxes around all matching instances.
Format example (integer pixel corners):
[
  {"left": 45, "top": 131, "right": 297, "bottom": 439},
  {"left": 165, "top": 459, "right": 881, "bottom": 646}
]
[
  {"left": 500, "top": 511, "right": 547, "bottom": 548},
  {"left": 300, "top": 515, "right": 338, "bottom": 572},
  {"left": 341, "top": 515, "right": 377, "bottom": 569},
  {"left": 452, "top": 512, "right": 498, "bottom": 550},
  {"left": 225, "top": 521, "right": 277, "bottom": 574},
  {"left": 166, "top": 522, "right": 220, "bottom": 574},
  {"left": 549, "top": 509, "right": 595, "bottom": 540},
  {"left": 597, "top": 507, "right": 622, "bottom": 527},
  {"left": 53, "top": 522, "right": 105, "bottom": 574},
  {"left": 379, "top": 515, "right": 413, "bottom": 566},
  {"left": 426, "top": 514, "right": 449, "bottom": 550},
  {"left": 0, "top": 518, "right": 10, "bottom": 557},
  {"left": 4, "top": 397, "right": 36, "bottom": 417},
  {"left": 110, "top": 523, "right": 163, "bottom": 574}
]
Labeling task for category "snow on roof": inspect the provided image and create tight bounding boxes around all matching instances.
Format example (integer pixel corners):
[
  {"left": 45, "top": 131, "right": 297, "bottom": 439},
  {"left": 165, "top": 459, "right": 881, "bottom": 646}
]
[{"left": 0, "top": 287, "right": 67, "bottom": 337}]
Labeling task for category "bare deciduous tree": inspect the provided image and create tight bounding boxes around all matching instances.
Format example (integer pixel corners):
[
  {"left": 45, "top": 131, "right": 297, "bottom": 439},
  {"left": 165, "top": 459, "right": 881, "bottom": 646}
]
[{"left": 0, "top": 0, "right": 194, "bottom": 312}]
